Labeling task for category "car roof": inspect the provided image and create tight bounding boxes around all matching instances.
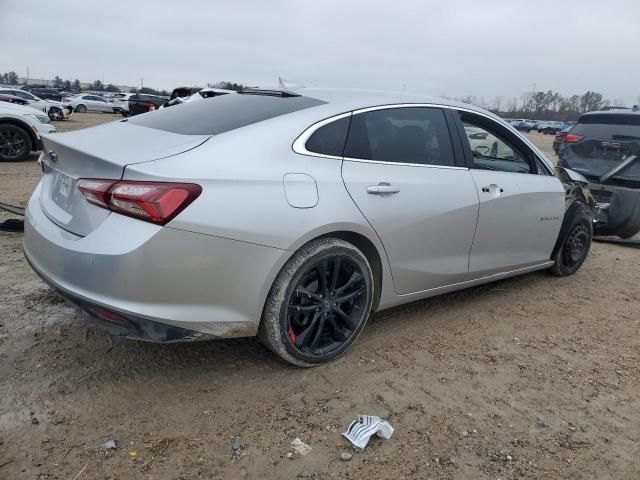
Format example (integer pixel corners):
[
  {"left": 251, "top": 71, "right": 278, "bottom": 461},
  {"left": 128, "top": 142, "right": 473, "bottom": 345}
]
[
  {"left": 296, "top": 87, "right": 494, "bottom": 115},
  {"left": 0, "top": 102, "right": 47, "bottom": 115},
  {"left": 580, "top": 107, "right": 640, "bottom": 118}
]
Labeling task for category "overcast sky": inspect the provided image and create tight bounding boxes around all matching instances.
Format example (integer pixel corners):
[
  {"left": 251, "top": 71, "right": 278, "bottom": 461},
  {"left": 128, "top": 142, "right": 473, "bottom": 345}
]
[{"left": 2, "top": 0, "right": 639, "bottom": 103}]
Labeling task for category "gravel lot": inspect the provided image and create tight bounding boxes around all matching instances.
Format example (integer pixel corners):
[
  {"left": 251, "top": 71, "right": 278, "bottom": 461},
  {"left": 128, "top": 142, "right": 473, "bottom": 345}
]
[{"left": 1, "top": 114, "right": 639, "bottom": 480}]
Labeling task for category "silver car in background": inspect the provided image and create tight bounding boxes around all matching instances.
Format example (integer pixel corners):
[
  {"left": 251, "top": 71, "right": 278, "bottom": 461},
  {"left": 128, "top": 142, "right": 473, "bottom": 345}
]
[
  {"left": 24, "top": 88, "right": 593, "bottom": 366},
  {"left": 63, "top": 94, "right": 113, "bottom": 113}
]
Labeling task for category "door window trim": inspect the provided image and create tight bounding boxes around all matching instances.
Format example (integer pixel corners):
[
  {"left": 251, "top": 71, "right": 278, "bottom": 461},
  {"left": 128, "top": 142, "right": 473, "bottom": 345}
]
[
  {"left": 453, "top": 110, "right": 552, "bottom": 175},
  {"left": 292, "top": 111, "right": 352, "bottom": 160},
  {"left": 292, "top": 103, "right": 556, "bottom": 174},
  {"left": 293, "top": 104, "right": 467, "bottom": 170}
]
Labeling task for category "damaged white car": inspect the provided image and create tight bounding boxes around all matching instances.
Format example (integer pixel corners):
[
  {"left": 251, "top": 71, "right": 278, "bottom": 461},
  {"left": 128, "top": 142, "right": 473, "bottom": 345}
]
[{"left": 0, "top": 88, "right": 73, "bottom": 121}]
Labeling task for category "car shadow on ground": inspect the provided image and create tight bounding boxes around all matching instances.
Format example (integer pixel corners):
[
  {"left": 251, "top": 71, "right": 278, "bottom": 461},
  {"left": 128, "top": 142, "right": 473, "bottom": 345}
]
[{"left": 25, "top": 270, "right": 551, "bottom": 391}]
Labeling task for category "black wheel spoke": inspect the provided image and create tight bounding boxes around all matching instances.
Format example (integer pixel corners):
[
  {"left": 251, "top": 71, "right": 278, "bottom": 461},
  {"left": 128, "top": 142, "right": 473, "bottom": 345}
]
[
  {"left": 288, "top": 303, "right": 320, "bottom": 313},
  {"left": 294, "top": 287, "right": 323, "bottom": 302},
  {"left": 334, "top": 307, "right": 357, "bottom": 330},
  {"left": 317, "top": 259, "right": 329, "bottom": 298},
  {"left": 326, "top": 314, "right": 343, "bottom": 338},
  {"left": 295, "top": 311, "right": 321, "bottom": 348},
  {"left": 334, "top": 286, "right": 366, "bottom": 304},
  {"left": 335, "top": 271, "right": 363, "bottom": 294},
  {"left": 329, "top": 256, "right": 341, "bottom": 293},
  {"left": 309, "top": 314, "right": 327, "bottom": 351}
]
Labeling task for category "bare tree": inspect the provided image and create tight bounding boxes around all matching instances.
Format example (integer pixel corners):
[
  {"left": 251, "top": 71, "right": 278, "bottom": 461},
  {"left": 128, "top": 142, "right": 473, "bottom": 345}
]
[{"left": 491, "top": 95, "right": 504, "bottom": 112}]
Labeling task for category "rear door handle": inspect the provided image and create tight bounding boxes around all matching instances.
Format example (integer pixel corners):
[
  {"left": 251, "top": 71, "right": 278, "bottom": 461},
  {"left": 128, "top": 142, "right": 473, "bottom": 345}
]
[
  {"left": 366, "top": 182, "right": 400, "bottom": 195},
  {"left": 481, "top": 185, "right": 504, "bottom": 194}
]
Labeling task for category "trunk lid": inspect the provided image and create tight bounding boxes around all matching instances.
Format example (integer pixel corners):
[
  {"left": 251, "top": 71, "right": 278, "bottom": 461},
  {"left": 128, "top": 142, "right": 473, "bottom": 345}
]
[{"left": 39, "top": 120, "right": 209, "bottom": 236}]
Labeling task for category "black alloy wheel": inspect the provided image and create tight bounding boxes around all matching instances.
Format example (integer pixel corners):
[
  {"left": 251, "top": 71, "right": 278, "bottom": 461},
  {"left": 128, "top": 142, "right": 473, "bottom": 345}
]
[
  {"left": 0, "top": 125, "right": 31, "bottom": 161},
  {"left": 260, "top": 238, "right": 375, "bottom": 366},
  {"left": 286, "top": 255, "right": 368, "bottom": 356}
]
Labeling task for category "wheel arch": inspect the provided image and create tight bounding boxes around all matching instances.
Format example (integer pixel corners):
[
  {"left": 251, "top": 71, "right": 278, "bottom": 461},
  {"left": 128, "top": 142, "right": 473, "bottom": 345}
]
[
  {"left": 0, "top": 118, "right": 38, "bottom": 151},
  {"left": 551, "top": 201, "right": 592, "bottom": 260},
  {"left": 257, "top": 225, "right": 391, "bottom": 327}
]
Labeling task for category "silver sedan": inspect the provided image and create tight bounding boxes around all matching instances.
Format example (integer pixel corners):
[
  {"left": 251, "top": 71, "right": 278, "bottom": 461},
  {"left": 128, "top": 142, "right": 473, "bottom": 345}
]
[{"left": 24, "top": 88, "right": 593, "bottom": 366}]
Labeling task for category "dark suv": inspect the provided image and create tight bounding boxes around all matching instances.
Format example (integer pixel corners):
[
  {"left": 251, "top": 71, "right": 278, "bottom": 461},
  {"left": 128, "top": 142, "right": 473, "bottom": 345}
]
[
  {"left": 30, "top": 88, "right": 63, "bottom": 102},
  {"left": 559, "top": 108, "right": 640, "bottom": 238}
]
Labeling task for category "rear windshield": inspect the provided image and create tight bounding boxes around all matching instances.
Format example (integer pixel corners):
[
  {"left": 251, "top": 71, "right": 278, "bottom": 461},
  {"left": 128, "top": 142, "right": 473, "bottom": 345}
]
[
  {"left": 573, "top": 114, "right": 640, "bottom": 140},
  {"left": 128, "top": 93, "right": 326, "bottom": 135}
]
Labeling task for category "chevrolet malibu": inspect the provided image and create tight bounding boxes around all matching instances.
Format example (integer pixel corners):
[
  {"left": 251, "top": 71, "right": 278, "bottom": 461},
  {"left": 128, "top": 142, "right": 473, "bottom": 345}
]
[{"left": 24, "top": 88, "right": 593, "bottom": 366}]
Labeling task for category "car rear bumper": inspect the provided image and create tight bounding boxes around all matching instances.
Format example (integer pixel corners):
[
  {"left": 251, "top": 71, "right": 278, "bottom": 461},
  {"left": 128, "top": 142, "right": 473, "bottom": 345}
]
[{"left": 23, "top": 182, "right": 289, "bottom": 340}]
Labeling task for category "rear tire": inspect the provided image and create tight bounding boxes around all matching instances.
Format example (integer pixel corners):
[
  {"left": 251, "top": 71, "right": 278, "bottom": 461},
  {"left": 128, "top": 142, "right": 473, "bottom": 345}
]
[
  {"left": 259, "top": 238, "right": 375, "bottom": 367},
  {"left": 0, "top": 124, "right": 32, "bottom": 162},
  {"left": 550, "top": 204, "right": 592, "bottom": 277},
  {"left": 76, "top": 104, "right": 87, "bottom": 113}
]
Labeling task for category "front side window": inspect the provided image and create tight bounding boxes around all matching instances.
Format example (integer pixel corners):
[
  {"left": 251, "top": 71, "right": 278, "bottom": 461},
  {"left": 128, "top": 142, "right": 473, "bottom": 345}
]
[
  {"left": 461, "top": 119, "right": 533, "bottom": 174},
  {"left": 343, "top": 107, "right": 455, "bottom": 166}
]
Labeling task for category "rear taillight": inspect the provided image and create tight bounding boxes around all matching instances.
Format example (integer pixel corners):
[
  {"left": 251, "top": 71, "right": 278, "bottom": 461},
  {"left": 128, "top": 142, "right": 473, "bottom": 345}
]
[
  {"left": 147, "top": 102, "right": 155, "bottom": 111},
  {"left": 77, "top": 179, "right": 201, "bottom": 225},
  {"left": 77, "top": 179, "right": 114, "bottom": 208},
  {"left": 564, "top": 133, "right": 584, "bottom": 144},
  {"left": 555, "top": 131, "right": 567, "bottom": 141}
]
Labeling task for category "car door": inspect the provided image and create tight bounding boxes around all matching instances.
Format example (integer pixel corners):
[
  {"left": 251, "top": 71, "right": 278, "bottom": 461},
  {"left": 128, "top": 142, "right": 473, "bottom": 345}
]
[
  {"left": 341, "top": 106, "right": 480, "bottom": 294},
  {"left": 10, "top": 90, "right": 46, "bottom": 111},
  {"left": 80, "top": 96, "right": 96, "bottom": 111},
  {"left": 94, "top": 96, "right": 110, "bottom": 112},
  {"left": 452, "top": 109, "right": 565, "bottom": 277}
]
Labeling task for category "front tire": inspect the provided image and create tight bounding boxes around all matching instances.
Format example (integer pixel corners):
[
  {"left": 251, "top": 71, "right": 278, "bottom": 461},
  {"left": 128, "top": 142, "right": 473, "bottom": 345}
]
[
  {"left": 0, "top": 124, "right": 32, "bottom": 162},
  {"left": 550, "top": 204, "right": 592, "bottom": 277},
  {"left": 48, "top": 107, "right": 63, "bottom": 121},
  {"left": 259, "top": 238, "right": 375, "bottom": 367},
  {"left": 75, "top": 104, "right": 87, "bottom": 113}
]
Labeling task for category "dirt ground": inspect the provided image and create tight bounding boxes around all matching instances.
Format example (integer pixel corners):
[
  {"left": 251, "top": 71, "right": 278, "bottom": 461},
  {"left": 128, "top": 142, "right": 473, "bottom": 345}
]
[{"left": 1, "top": 114, "right": 639, "bottom": 480}]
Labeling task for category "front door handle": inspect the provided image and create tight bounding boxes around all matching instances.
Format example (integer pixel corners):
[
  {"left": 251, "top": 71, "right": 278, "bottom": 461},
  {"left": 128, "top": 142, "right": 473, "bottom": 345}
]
[{"left": 366, "top": 182, "right": 400, "bottom": 195}]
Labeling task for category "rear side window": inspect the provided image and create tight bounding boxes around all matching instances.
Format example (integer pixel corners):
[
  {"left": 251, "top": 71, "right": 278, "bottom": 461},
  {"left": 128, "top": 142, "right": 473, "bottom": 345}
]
[
  {"left": 573, "top": 114, "right": 640, "bottom": 140},
  {"left": 343, "top": 107, "right": 455, "bottom": 166},
  {"left": 305, "top": 116, "right": 350, "bottom": 157},
  {"left": 128, "top": 93, "right": 326, "bottom": 135}
]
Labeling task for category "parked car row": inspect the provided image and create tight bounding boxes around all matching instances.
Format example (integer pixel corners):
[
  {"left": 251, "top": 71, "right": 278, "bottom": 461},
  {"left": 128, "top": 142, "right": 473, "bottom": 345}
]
[
  {"left": 503, "top": 118, "right": 574, "bottom": 134},
  {"left": 113, "top": 87, "right": 233, "bottom": 117},
  {"left": 0, "top": 87, "right": 73, "bottom": 121}
]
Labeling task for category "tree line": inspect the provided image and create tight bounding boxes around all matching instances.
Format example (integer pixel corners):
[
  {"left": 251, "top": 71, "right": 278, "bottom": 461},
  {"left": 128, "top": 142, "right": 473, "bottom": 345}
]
[
  {"left": 446, "top": 90, "right": 633, "bottom": 121},
  {"left": 0, "top": 71, "right": 248, "bottom": 97}
]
